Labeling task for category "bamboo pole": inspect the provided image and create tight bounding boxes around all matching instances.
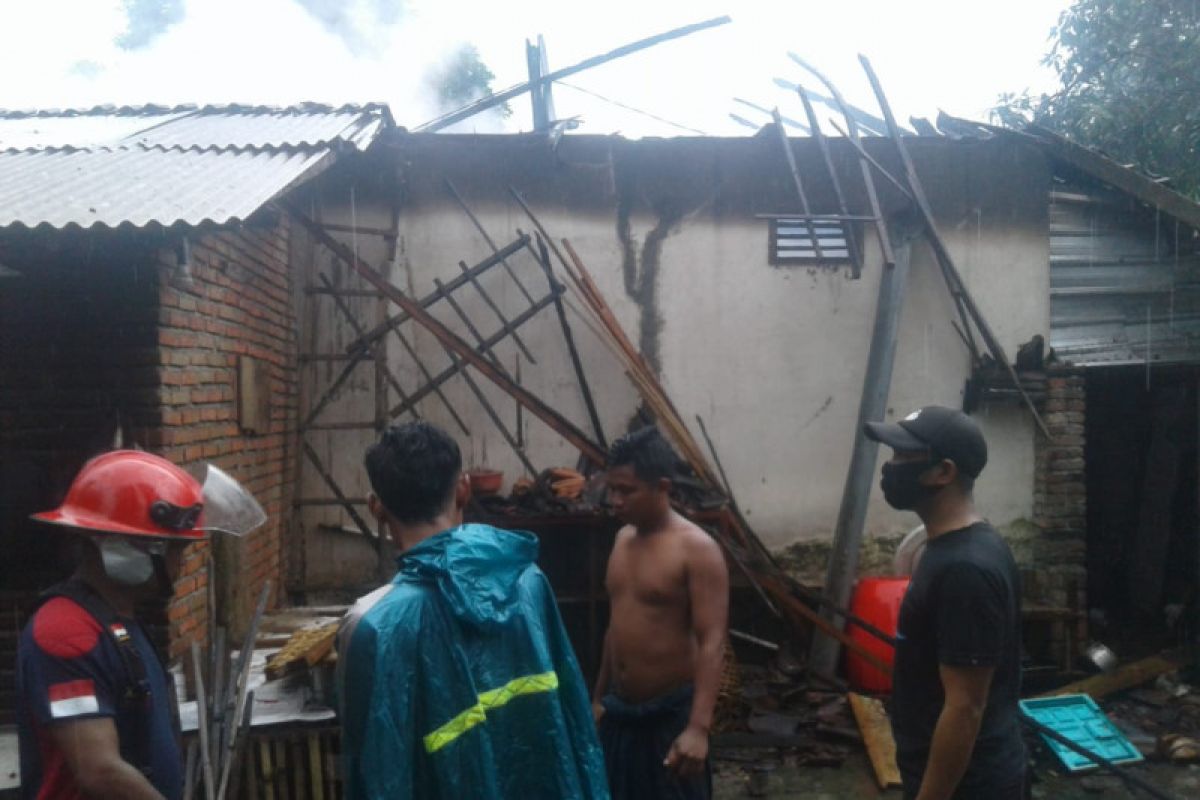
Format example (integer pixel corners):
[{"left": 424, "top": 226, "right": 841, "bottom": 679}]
[{"left": 192, "top": 641, "right": 216, "bottom": 800}]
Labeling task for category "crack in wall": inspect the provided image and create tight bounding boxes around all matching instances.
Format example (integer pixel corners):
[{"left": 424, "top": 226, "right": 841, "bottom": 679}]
[{"left": 614, "top": 161, "right": 709, "bottom": 377}]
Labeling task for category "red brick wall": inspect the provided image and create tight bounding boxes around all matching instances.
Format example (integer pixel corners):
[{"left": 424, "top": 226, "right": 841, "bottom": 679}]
[
  {"left": 148, "top": 220, "right": 299, "bottom": 658},
  {"left": 0, "top": 218, "right": 298, "bottom": 716},
  {"left": 1029, "top": 367, "right": 1088, "bottom": 662}
]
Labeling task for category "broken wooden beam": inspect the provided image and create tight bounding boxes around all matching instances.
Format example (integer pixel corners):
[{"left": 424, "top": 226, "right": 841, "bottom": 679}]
[
  {"left": 535, "top": 235, "right": 607, "bottom": 448},
  {"left": 302, "top": 441, "right": 379, "bottom": 553},
  {"left": 433, "top": 276, "right": 539, "bottom": 476},
  {"left": 771, "top": 108, "right": 825, "bottom": 260},
  {"left": 416, "top": 16, "right": 731, "bottom": 132},
  {"left": 849, "top": 693, "right": 902, "bottom": 790},
  {"left": 796, "top": 85, "right": 862, "bottom": 275},
  {"left": 384, "top": 290, "right": 559, "bottom": 418},
  {"left": 344, "top": 234, "right": 531, "bottom": 354},
  {"left": 1038, "top": 655, "right": 1181, "bottom": 700},
  {"left": 456, "top": 259, "right": 537, "bottom": 364},
  {"left": 858, "top": 55, "right": 1049, "bottom": 438},
  {"left": 285, "top": 203, "right": 608, "bottom": 467},
  {"left": 444, "top": 178, "right": 538, "bottom": 306}
]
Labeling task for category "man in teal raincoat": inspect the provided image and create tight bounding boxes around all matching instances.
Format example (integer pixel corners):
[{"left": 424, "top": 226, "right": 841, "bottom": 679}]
[{"left": 338, "top": 421, "right": 610, "bottom": 799}]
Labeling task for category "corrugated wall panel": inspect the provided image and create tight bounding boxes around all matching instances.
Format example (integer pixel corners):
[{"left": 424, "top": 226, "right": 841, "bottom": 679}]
[{"left": 1049, "top": 185, "right": 1200, "bottom": 366}]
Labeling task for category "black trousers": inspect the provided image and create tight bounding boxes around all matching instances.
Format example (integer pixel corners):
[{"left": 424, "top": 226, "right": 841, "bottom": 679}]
[{"left": 598, "top": 685, "right": 712, "bottom": 800}]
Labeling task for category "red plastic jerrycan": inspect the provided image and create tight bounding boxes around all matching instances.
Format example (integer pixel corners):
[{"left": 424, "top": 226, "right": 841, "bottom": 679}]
[{"left": 845, "top": 576, "right": 911, "bottom": 693}]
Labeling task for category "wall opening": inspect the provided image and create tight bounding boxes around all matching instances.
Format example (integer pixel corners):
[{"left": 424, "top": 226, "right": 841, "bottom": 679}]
[{"left": 1085, "top": 365, "right": 1200, "bottom": 654}]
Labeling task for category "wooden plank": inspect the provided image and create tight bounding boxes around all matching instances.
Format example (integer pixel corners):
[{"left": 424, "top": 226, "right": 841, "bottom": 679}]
[
  {"left": 259, "top": 740, "right": 276, "bottom": 800},
  {"left": 265, "top": 623, "right": 339, "bottom": 680},
  {"left": 1037, "top": 655, "right": 1180, "bottom": 699},
  {"left": 1027, "top": 124, "right": 1200, "bottom": 232},
  {"left": 849, "top": 692, "right": 902, "bottom": 790}
]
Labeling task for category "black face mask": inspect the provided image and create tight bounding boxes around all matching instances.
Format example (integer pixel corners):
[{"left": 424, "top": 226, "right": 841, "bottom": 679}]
[{"left": 880, "top": 459, "right": 936, "bottom": 510}]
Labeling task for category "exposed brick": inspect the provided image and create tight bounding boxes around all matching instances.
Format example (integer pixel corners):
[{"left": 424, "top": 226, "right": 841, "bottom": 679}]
[
  {"left": 1029, "top": 367, "right": 1088, "bottom": 668},
  {"left": 153, "top": 222, "right": 296, "bottom": 651}
]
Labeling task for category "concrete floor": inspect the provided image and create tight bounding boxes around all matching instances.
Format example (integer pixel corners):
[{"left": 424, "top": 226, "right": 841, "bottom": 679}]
[{"left": 712, "top": 750, "right": 1200, "bottom": 799}]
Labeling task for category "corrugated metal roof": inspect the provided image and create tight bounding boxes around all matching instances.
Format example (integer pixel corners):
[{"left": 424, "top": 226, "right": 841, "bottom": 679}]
[
  {"left": 0, "top": 147, "right": 332, "bottom": 229},
  {"left": 1049, "top": 185, "right": 1200, "bottom": 366},
  {"left": 0, "top": 103, "right": 392, "bottom": 229},
  {"left": 127, "top": 107, "right": 385, "bottom": 152},
  {"left": 0, "top": 113, "right": 191, "bottom": 151}
]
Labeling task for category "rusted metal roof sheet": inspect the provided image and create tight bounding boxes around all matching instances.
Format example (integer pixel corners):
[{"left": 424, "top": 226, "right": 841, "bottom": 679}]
[{"left": 0, "top": 103, "right": 391, "bottom": 229}]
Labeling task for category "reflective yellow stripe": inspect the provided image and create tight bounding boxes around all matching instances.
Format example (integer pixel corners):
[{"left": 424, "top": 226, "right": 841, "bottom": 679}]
[
  {"left": 478, "top": 671, "right": 558, "bottom": 710},
  {"left": 423, "top": 703, "right": 487, "bottom": 753},
  {"left": 423, "top": 670, "right": 559, "bottom": 753}
]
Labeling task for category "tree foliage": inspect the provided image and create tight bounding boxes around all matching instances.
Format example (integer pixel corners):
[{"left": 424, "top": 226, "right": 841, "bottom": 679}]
[
  {"left": 996, "top": 0, "right": 1200, "bottom": 196},
  {"left": 427, "top": 44, "right": 510, "bottom": 118}
]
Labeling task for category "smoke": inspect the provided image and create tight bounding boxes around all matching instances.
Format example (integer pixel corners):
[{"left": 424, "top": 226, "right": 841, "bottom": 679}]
[
  {"left": 116, "top": 0, "right": 185, "bottom": 51},
  {"left": 424, "top": 43, "right": 510, "bottom": 130},
  {"left": 292, "top": 0, "right": 407, "bottom": 54}
]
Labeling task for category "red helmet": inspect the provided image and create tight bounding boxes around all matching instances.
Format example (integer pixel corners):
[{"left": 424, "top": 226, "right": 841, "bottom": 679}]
[{"left": 32, "top": 450, "right": 207, "bottom": 541}]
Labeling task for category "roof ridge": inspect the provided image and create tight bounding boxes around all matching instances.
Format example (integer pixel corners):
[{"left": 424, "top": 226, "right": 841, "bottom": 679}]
[
  {"left": 0, "top": 102, "right": 392, "bottom": 120},
  {"left": 0, "top": 142, "right": 335, "bottom": 156}
]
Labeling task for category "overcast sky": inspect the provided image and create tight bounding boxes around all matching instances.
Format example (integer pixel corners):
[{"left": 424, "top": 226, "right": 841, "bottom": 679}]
[{"left": 0, "top": 0, "right": 1071, "bottom": 137}]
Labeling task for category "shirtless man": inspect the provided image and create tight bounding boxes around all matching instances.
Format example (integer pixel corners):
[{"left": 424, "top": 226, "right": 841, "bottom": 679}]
[{"left": 593, "top": 427, "right": 729, "bottom": 800}]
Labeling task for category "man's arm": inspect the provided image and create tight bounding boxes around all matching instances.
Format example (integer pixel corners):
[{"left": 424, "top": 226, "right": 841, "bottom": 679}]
[
  {"left": 49, "top": 717, "right": 165, "bottom": 800},
  {"left": 915, "top": 664, "right": 995, "bottom": 800},
  {"left": 665, "top": 532, "right": 729, "bottom": 778}
]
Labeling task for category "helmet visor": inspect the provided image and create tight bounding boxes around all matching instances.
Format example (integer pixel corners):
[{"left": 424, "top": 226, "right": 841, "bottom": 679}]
[{"left": 199, "top": 464, "right": 267, "bottom": 537}]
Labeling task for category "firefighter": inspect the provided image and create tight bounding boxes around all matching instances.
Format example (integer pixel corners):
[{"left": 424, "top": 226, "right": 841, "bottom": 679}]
[{"left": 16, "top": 450, "right": 264, "bottom": 800}]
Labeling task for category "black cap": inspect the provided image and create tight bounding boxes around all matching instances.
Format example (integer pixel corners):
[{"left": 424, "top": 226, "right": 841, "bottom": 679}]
[{"left": 864, "top": 405, "right": 988, "bottom": 479}]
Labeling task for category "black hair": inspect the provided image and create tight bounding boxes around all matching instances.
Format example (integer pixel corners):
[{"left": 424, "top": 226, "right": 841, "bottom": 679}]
[
  {"left": 364, "top": 422, "right": 462, "bottom": 524},
  {"left": 608, "top": 426, "right": 679, "bottom": 484}
]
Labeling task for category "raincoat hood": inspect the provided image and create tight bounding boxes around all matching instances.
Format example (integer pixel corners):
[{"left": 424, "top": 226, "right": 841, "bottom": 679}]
[
  {"left": 399, "top": 524, "right": 539, "bottom": 629},
  {"left": 339, "top": 522, "right": 609, "bottom": 799}
]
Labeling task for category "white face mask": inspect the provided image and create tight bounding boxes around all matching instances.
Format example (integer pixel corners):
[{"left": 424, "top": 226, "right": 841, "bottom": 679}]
[{"left": 97, "top": 537, "right": 156, "bottom": 586}]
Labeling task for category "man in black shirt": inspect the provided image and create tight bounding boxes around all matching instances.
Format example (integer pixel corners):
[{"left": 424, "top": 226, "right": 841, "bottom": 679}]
[{"left": 865, "top": 406, "right": 1025, "bottom": 800}]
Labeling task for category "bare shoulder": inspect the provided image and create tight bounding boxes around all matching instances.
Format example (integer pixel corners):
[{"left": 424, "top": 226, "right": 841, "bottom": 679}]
[
  {"left": 612, "top": 524, "right": 637, "bottom": 548},
  {"left": 607, "top": 525, "right": 637, "bottom": 563},
  {"left": 674, "top": 516, "right": 725, "bottom": 562}
]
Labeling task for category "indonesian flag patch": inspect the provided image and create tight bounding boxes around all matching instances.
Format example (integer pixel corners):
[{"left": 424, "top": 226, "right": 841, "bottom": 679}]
[{"left": 48, "top": 679, "right": 100, "bottom": 718}]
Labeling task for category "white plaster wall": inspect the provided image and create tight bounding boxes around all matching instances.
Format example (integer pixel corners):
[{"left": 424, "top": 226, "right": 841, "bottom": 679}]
[
  {"left": 637, "top": 214, "right": 1046, "bottom": 548},
  {"left": 297, "top": 135, "right": 1050, "bottom": 576}
]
